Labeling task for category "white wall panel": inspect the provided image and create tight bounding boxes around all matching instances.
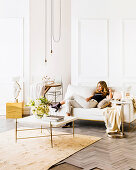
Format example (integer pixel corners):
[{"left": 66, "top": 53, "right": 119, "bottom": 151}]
[
  {"left": 0, "top": 19, "right": 23, "bottom": 78},
  {"left": 78, "top": 19, "right": 108, "bottom": 81},
  {"left": 71, "top": 0, "right": 136, "bottom": 88},
  {"left": 123, "top": 20, "right": 136, "bottom": 78},
  {"left": 108, "top": 20, "right": 123, "bottom": 86}
]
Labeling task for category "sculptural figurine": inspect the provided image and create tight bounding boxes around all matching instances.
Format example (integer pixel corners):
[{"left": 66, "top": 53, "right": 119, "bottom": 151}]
[{"left": 12, "top": 77, "right": 21, "bottom": 103}]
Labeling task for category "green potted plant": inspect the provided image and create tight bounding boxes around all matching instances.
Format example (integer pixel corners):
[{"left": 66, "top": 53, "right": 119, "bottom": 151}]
[{"left": 28, "top": 96, "right": 51, "bottom": 118}]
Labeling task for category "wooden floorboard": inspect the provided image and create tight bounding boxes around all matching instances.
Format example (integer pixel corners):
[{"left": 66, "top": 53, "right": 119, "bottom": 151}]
[{"left": 1, "top": 117, "right": 136, "bottom": 170}]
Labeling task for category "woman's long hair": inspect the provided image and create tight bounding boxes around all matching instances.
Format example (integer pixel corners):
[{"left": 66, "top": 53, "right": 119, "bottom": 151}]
[{"left": 95, "top": 81, "right": 109, "bottom": 96}]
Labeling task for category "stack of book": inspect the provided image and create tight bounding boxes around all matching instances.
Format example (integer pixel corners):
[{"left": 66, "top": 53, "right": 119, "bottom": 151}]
[
  {"left": 23, "top": 106, "right": 31, "bottom": 117},
  {"left": 43, "top": 115, "right": 64, "bottom": 122}
]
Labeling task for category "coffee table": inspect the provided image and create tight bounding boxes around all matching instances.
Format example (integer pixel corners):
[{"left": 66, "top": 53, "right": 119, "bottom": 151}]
[{"left": 16, "top": 115, "right": 77, "bottom": 147}]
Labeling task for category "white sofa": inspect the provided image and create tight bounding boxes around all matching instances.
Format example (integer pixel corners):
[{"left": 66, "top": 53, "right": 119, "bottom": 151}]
[{"left": 52, "top": 84, "right": 136, "bottom": 124}]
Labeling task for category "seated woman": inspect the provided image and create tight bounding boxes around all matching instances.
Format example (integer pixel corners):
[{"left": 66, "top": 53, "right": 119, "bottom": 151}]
[{"left": 52, "top": 81, "right": 112, "bottom": 127}]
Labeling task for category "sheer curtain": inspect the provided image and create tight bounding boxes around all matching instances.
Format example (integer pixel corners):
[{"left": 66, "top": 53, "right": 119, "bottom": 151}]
[{"left": 0, "top": 18, "right": 23, "bottom": 115}]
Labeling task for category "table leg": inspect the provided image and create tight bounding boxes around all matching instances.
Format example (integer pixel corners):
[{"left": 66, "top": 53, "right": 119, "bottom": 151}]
[
  {"left": 44, "top": 87, "right": 51, "bottom": 97},
  {"left": 122, "top": 120, "right": 124, "bottom": 135},
  {"left": 122, "top": 104, "right": 124, "bottom": 135},
  {"left": 73, "top": 121, "right": 74, "bottom": 137},
  {"left": 15, "top": 119, "right": 17, "bottom": 143},
  {"left": 129, "top": 103, "right": 131, "bottom": 131},
  {"left": 129, "top": 122, "right": 130, "bottom": 131},
  {"left": 50, "top": 122, "right": 53, "bottom": 148}
]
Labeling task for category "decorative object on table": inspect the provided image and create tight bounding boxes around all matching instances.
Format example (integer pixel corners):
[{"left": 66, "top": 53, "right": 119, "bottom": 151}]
[
  {"left": 6, "top": 102, "right": 23, "bottom": 119},
  {"left": 6, "top": 77, "right": 23, "bottom": 119},
  {"left": 112, "top": 91, "right": 122, "bottom": 101},
  {"left": 27, "top": 96, "right": 51, "bottom": 118},
  {"left": 42, "top": 75, "right": 54, "bottom": 85},
  {"left": 42, "top": 115, "right": 64, "bottom": 122},
  {"left": 11, "top": 76, "right": 21, "bottom": 103},
  {"left": 22, "top": 106, "right": 31, "bottom": 117}
]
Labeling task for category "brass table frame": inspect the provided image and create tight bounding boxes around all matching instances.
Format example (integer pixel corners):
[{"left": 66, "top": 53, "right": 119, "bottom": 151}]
[
  {"left": 44, "top": 83, "right": 61, "bottom": 96},
  {"left": 110, "top": 100, "right": 131, "bottom": 137},
  {"left": 15, "top": 119, "right": 75, "bottom": 148}
]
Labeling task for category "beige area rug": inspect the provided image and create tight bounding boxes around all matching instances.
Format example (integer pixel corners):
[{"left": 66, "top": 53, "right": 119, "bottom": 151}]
[{"left": 0, "top": 129, "right": 101, "bottom": 170}]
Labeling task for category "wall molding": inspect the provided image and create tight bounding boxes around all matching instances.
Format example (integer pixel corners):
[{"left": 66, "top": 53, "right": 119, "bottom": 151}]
[
  {"left": 0, "top": 18, "right": 24, "bottom": 103},
  {"left": 72, "top": 18, "right": 109, "bottom": 86},
  {"left": 122, "top": 19, "right": 136, "bottom": 80}
]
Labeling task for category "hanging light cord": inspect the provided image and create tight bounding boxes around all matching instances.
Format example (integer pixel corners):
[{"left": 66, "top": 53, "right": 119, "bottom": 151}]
[
  {"left": 45, "top": 0, "right": 47, "bottom": 62},
  {"left": 51, "top": 0, "right": 53, "bottom": 53},
  {"left": 52, "top": 0, "right": 61, "bottom": 42},
  {"left": 51, "top": 0, "right": 61, "bottom": 53}
]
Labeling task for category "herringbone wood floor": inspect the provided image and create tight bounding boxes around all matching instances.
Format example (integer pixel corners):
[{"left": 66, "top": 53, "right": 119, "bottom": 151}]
[{"left": 0, "top": 116, "right": 136, "bottom": 170}]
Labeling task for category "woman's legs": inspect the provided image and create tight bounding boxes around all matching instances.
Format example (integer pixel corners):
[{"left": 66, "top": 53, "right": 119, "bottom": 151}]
[
  {"left": 65, "top": 99, "right": 82, "bottom": 115},
  {"left": 73, "top": 95, "right": 90, "bottom": 108},
  {"left": 72, "top": 96, "right": 98, "bottom": 108},
  {"left": 51, "top": 96, "right": 82, "bottom": 113},
  {"left": 62, "top": 96, "right": 98, "bottom": 128},
  {"left": 62, "top": 98, "right": 82, "bottom": 128},
  {"left": 52, "top": 95, "right": 98, "bottom": 112}
]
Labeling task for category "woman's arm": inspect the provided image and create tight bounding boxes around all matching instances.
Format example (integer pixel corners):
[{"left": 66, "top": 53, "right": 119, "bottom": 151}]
[
  {"left": 107, "top": 88, "right": 112, "bottom": 99},
  {"left": 86, "top": 95, "right": 93, "bottom": 102}
]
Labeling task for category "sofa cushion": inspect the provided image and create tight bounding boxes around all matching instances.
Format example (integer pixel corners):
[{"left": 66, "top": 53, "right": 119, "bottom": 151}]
[
  {"left": 64, "top": 84, "right": 95, "bottom": 100},
  {"left": 72, "top": 108, "right": 105, "bottom": 121},
  {"left": 97, "top": 98, "right": 110, "bottom": 109}
]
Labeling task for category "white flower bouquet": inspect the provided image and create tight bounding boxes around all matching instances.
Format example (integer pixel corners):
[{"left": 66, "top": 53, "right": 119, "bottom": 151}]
[{"left": 28, "top": 97, "right": 51, "bottom": 118}]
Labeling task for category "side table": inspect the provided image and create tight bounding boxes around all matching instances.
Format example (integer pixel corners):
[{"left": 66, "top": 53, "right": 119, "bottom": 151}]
[
  {"left": 6, "top": 102, "right": 23, "bottom": 119},
  {"left": 109, "top": 100, "right": 131, "bottom": 138},
  {"left": 44, "top": 83, "right": 61, "bottom": 96}
]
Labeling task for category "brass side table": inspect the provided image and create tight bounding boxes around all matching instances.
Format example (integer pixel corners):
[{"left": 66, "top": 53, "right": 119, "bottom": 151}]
[
  {"left": 44, "top": 83, "right": 61, "bottom": 96},
  {"left": 108, "top": 100, "right": 131, "bottom": 138}
]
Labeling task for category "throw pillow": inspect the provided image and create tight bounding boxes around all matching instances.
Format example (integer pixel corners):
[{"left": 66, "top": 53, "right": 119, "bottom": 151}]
[
  {"left": 97, "top": 98, "right": 110, "bottom": 109},
  {"left": 64, "top": 84, "right": 95, "bottom": 100}
]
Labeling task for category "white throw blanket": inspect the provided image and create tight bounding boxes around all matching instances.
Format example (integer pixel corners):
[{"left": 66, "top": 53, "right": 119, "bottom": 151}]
[
  {"left": 103, "top": 106, "right": 122, "bottom": 133},
  {"left": 30, "top": 82, "right": 45, "bottom": 100}
]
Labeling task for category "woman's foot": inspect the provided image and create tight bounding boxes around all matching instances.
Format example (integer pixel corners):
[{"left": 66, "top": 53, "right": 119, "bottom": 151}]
[
  {"left": 62, "top": 122, "right": 72, "bottom": 128},
  {"left": 51, "top": 102, "right": 61, "bottom": 112},
  {"left": 62, "top": 113, "right": 72, "bottom": 128}
]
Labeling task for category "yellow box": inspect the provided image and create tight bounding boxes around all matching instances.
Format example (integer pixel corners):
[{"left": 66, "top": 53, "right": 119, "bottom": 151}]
[{"left": 6, "top": 102, "right": 23, "bottom": 119}]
